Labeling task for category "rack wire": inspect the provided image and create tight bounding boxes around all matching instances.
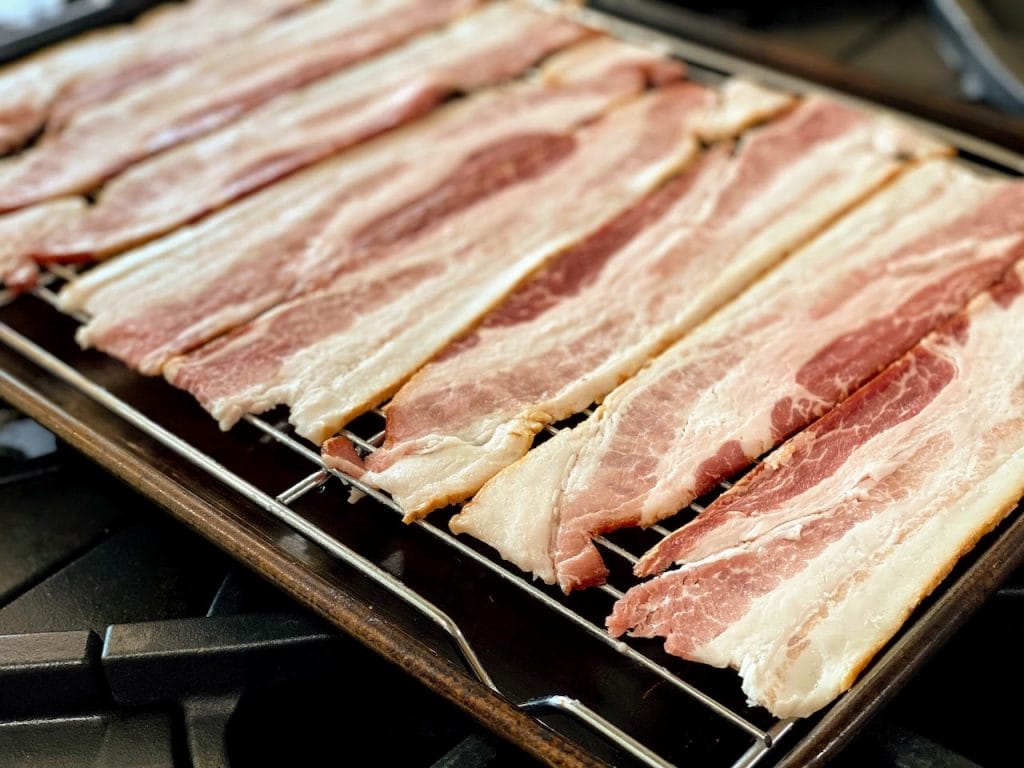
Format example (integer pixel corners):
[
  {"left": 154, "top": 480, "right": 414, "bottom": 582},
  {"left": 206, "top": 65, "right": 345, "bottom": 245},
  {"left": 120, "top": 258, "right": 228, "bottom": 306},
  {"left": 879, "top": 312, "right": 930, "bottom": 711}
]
[{"left": 0, "top": 268, "right": 798, "bottom": 768}]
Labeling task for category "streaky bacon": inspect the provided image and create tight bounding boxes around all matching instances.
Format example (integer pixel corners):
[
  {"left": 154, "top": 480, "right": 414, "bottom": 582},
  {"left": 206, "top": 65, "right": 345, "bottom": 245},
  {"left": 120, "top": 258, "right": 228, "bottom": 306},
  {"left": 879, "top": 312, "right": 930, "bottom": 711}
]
[
  {"left": 354, "top": 96, "right": 943, "bottom": 522},
  {"left": 452, "top": 159, "right": 1024, "bottom": 593},
  {"left": 0, "top": 0, "right": 480, "bottom": 212},
  {"left": 6, "top": 2, "right": 591, "bottom": 291},
  {"left": 61, "top": 34, "right": 670, "bottom": 373},
  {"left": 166, "top": 84, "right": 728, "bottom": 443},
  {"left": 608, "top": 261, "right": 1024, "bottom": 718},
  {"left": 0, "top": 0, "right": 310, "bottom": 155},
  {"left": 635, "top": 165, "right": 1024, "bottom": 576}
]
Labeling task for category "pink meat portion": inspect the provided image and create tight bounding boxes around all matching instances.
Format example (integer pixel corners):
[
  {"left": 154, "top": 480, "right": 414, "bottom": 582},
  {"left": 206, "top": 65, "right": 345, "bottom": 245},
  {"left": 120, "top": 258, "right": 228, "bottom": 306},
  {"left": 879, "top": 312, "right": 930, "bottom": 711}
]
[
  {"left": 608, "top": 264, "right": 1024, "bottom": 718},
  {"left": 360, "top": 97, "right": 940, "bottom": 521},
  {"left": 0, "top": 0, "right": 311, "bottom": 155},
  {"left": 63, "top": 35, "right": 675, "bottom": 373},
  {"left": 166, "top": 86, "right": 712, "bottom": 443},
  {"left": 451, "top": 159, "right": 1024, "bottom": 593},
  {"left": 0, "top": 0, "right": 480, "bottom": 212}
]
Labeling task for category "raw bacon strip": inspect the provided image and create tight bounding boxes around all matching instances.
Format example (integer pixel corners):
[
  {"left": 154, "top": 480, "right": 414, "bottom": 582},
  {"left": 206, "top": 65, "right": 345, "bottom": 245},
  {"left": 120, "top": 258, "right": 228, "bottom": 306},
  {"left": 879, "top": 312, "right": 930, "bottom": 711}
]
[
  {"left": 0, "top": 0, "right": 310, "bottom": 155},
  {"left": 454, "top": 160, "right": 1024, "bottom": 593},
  {"left": 166, "top": 84, "right": 742, "bottom": 443},
  {"left": 0, "top": 0, "right": 479, "bottom": 211},
  {"left": 635, "top": 167, "right": 1024, "bottom": 576},
  {"left": 6, "top": 2, "right": 591, "bottom": 291},
  {"left": 608, "top": 263, "right": 1024, "bottom": 718},
  {"left": 0, "top": 198, "right": 87, "bottom": 291},
  {"left": 62, "top": 35, "right": 664, "bottom": 373},
  {"left": 355, "top": 97, "right": 944, "bottom": 521}
]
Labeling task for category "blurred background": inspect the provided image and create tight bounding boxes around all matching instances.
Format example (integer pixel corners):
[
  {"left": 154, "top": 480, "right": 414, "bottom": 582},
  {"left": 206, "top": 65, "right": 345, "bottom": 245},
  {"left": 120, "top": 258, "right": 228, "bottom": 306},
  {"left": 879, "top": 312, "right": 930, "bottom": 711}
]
[
  {"left": 659, "top": 0, "right": 1024, "bottom": 113},
  {"left": 3, "top": 0, "right": 1022, "bottom": 114}
]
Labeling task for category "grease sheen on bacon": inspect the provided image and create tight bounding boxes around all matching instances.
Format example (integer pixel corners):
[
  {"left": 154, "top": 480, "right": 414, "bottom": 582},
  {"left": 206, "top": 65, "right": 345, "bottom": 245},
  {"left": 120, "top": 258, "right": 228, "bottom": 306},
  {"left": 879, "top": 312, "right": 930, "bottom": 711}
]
[
  {"left": 608, "top": 261, "right": 1024, "bottom": 718},
  {"left": 0, "top": 0, "right": 310, "bottom": 155},
  {"left": 4, "top": 2, "right": 590, "bottom": 291},
  {"left": 165, "top": 84, "right": 746, "bottom": 443},
  {"left": 61, "top": 35, "right": 674, "bottom": 373},
  {"left": 0, "top": 0, "right": 479, "bottom": 213},
  {"left": 350, "top": 96, "right": 944, "bottom": 522},
  {"left": 453, "top": 160, "right": 1024, "bottom": 593}
]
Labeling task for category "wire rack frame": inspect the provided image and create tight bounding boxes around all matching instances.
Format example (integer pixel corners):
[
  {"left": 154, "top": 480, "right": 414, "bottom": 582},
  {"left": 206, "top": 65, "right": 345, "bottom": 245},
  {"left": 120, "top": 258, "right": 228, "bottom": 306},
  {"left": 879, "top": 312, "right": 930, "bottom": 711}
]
[{"left": 0, "top": 267, "right": 798, "bottom": 768}]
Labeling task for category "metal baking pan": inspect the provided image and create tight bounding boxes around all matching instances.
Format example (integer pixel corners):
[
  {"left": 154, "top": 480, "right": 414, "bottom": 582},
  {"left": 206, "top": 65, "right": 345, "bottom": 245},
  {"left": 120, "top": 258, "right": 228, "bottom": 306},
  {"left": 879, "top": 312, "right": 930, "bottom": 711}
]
[{"left": 2, "top": 3, "right": 1023, "bottom": 766}]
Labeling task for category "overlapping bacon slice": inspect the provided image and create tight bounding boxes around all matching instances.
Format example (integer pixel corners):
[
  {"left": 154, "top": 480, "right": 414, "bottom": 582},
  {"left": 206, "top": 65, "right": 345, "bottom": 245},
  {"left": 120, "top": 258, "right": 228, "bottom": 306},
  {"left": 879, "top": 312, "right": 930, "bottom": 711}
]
[
  {"left": 453, "top": 160, "right": 1024, "bottom": 593},
  {"left": 343, "top": 96, "right": 944, "bottom": 521},
  {"left": 165, "top": 81, "right": 787, "bottom": 443},
  {"left": 0, "top": 0, "right": 311, "bottom": 154},
  {"left": 0, "top": 0, "right": 480, "bottom": 213},
  {"left": 60, "top": 36, "right": 679, "bottom": 373},
  {"left": 609, "top": 261, "right": 1024, "bottom": 718},
  {"left": 6, "top": 2, "right": 589, "bottom": 290}
]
